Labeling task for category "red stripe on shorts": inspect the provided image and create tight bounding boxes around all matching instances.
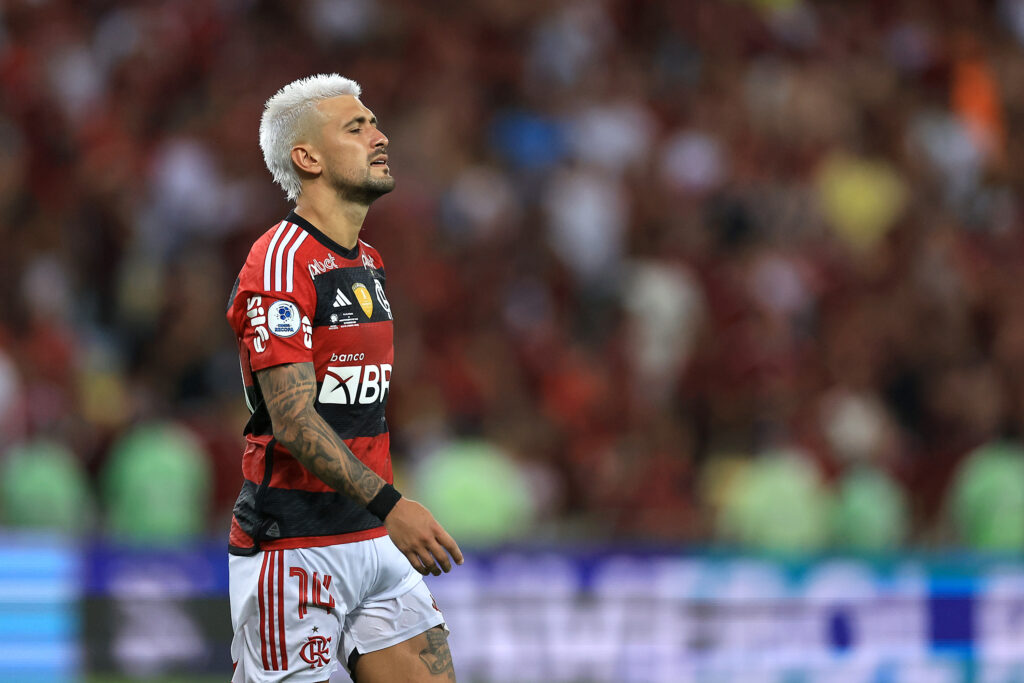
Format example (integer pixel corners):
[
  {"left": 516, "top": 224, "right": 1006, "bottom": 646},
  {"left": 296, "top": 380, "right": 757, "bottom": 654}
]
[
  {"left": 278, "top": 549, "right": 288, "bottom": 669},
  {"left": 267, "top": 550, "right": 278, "bottom": 670},
  {"left": 258, "top": 551, "right": 270, "bottom": 670}
]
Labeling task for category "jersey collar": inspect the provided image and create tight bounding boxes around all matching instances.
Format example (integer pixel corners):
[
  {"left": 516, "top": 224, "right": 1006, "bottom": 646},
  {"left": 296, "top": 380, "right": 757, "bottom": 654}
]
[{"left": 286, "top": 210, "right": 360, "bottom": 261}]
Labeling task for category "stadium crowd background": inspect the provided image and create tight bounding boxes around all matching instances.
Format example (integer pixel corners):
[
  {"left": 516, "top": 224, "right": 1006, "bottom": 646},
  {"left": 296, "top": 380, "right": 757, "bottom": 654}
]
[{"left": 2, "top": 0, "right": 1024, "bottom": 554}]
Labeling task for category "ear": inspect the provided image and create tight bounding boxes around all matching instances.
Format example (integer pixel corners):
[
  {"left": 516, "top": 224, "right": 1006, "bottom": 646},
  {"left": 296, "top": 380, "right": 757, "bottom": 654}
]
[{"left": 290, "top": 144, "right": 322, "bottom": 177}]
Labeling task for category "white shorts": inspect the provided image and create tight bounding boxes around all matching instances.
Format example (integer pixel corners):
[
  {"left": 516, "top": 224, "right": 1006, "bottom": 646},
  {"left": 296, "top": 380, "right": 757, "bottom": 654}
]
[{"left": 229, "top": 535, "right": 446, "bottom": 682}]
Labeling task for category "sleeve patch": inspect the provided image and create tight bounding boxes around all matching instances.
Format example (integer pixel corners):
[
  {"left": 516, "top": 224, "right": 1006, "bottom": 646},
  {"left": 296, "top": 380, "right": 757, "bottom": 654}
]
[{"left": 267, "top": 301, "right": 301, "bottom": 338}]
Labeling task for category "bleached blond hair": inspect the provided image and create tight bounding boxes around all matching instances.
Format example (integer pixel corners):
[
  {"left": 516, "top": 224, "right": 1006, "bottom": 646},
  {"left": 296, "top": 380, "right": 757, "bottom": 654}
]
[{"left": 259, "top": 73, "right": 362, "bottom": 201}]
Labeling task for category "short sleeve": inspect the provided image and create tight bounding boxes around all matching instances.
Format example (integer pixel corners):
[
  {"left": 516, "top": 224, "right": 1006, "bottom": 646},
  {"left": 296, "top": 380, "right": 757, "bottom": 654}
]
[
  {"left": 227, "top": 266, "right": 314, "bottom": 372},
  {"left": 227, "top": 223, "right": 319, "bottom": 373},
  {"left": 236, "top": 292, "right": 314, "bottom": 371}
]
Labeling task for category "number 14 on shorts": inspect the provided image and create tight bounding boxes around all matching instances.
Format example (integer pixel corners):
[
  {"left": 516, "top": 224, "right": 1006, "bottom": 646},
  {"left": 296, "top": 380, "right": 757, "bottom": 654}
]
[{"left": 288, "top": 566, "right": 336, "bottom": 619}]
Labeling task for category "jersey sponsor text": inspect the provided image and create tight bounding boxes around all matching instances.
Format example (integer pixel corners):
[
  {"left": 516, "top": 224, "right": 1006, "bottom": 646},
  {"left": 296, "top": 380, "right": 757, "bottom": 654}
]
[
  {"left": 319, "top": 364, "right": 392, "bottom": 405},
  {"left": 308, "top": 254, "right": 339, "bottom": 279}
]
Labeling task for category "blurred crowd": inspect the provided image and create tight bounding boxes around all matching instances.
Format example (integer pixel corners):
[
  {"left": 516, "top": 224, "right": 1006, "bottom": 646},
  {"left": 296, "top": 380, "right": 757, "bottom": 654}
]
[{"left": 3, "top": 0, "right": 1024, "bottom": 552}]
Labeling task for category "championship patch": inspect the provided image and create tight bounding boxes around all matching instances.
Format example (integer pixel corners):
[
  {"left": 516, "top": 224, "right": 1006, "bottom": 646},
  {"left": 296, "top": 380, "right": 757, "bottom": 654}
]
[
  {"left": 267, "top": 300, "right": 301, "bottom": 337},
  {"left": 352, "top": 283, "right": 373, "bottom": 318}
]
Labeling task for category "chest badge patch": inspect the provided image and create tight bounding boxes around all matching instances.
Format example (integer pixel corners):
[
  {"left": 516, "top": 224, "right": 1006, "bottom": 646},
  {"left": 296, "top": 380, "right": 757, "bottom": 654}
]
[{"left": 352, "top": 283, "right": 373, "bottom": 318}]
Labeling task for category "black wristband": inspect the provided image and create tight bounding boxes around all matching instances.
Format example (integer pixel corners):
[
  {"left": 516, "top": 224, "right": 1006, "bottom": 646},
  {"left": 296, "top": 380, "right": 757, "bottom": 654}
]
[{"left": 367, "top": 483, "right": 402, "bottom": 521}]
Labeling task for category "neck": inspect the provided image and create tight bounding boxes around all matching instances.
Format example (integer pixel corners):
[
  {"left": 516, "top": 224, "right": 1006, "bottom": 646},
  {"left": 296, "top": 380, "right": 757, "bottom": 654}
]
[{"left": 293, "top": 185, "right": 369, "bottom": 250}]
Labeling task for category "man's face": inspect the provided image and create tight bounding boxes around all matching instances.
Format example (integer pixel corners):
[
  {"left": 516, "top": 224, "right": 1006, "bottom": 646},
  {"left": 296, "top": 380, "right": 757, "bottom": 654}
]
[{"left": 307, "top": 94, "right": 394, "bottom": 204}]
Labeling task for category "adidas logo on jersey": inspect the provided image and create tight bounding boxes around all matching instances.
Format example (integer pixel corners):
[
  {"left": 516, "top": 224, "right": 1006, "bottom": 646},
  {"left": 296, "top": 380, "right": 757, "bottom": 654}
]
[
  {"left": 333, "top": 289, "right": 352, "bottom": 307},
  {"left": 331, "top": 289, "right": 359, "bottom": 327},
  {"left": 319, "top": 364, "right": 392, "bottom": 405}
]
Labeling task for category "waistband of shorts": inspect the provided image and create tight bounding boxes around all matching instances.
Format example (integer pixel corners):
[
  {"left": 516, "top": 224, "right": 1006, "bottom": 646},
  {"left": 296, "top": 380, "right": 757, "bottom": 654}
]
[{"left": 230, "top": 526, "right": 388, "bottom": 555}]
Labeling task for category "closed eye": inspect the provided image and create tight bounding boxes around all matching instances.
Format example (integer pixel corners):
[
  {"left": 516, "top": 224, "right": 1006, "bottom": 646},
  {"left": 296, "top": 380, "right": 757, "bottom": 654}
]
[{"left": 342, "top": 114, "right": 377, "bottom": 134}]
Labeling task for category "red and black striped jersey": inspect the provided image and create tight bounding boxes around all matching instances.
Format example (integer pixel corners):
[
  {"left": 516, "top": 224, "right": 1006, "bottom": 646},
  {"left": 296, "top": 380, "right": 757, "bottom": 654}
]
[{"left": 226, "top": 211, "right": 395, "bottom": 556}]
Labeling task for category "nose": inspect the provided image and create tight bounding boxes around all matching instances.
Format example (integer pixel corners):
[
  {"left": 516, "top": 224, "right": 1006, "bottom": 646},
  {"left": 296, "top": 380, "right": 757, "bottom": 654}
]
[{"left": 372, "top": 127, "right": 388, "bottom": 149}]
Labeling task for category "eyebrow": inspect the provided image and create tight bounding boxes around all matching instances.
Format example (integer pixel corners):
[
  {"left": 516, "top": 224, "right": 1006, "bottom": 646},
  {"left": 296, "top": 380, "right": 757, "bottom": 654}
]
[{"left": 342, "top": 115, "right": 377, "bottom": 128}]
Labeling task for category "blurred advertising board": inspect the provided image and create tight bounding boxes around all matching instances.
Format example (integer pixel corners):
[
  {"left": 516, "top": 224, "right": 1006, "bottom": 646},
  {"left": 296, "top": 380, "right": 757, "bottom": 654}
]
[
  {"left": 81, "top": 539, "right": 231, "bottom": 678},
  {"left": 428, "top": 550, "right": 1024, "bottom": 683},
  {"left": 0, "top": 537, "right": 1018, "bottom": 682},
  {"left": 0, "top": 533, "right": 80, "bottom": 683}
]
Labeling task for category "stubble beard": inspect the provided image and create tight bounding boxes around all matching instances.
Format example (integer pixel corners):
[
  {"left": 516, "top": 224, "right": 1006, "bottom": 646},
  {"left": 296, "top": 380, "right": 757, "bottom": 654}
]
[{"left": 331, "top": 167, "right": 395, "bottom": 207}]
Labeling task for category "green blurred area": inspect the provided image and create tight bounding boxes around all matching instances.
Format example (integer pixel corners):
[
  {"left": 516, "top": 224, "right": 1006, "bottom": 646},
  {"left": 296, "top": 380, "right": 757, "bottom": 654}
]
[
  {"left": 101, "top": 422, "right": 212, "bottom": 545},
  {"left": 416, "top": 439, "right": 535, "bottom": 547},
  {"left": 949, "top": 441, "right": 1024, "bottom": 551}
]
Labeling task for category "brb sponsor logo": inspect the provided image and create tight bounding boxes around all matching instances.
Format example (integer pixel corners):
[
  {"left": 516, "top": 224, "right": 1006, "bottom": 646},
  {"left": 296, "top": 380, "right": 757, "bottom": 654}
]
[
  {"left": 307, "top": 253, "right": 338, "bottom": 279},
  {"left": 319, "top": 364, "right": 391, "bottom": 405}
]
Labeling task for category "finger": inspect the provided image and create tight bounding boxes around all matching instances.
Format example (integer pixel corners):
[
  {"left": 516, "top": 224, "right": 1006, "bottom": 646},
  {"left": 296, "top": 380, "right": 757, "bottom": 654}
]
[
  {"left": 404, "top": 551, "right": 429, "bottom": 576},
  {"left": 427, "top": 541, "right": 452, "bottom": 573},
  {"left": 437, "top": 528, "right": 464, "bottom": 566},
  {"left": 421, "top": 552, "right": 441, "bottom": 576},
  {"left": 412, "top": 549, "right": 441, "bottom": 577}
]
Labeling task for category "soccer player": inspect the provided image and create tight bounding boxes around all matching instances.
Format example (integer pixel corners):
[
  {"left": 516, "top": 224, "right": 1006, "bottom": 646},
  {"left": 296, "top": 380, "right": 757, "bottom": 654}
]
[{"left": 225, "top": 74, "right": 463, "bottom": 682}]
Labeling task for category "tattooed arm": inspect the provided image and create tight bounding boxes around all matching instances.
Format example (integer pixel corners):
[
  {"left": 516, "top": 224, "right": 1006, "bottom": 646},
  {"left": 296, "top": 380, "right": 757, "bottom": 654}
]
[
  {"left": 257, "top": 362, "right": 464, "bottom": 575},
  {"left": 258, "top": 361, "right": 384, "bottom": 504}
]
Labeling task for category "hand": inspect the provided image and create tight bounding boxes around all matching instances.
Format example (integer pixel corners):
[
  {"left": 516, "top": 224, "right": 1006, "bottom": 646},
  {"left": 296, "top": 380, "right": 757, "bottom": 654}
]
[{"left": 384, "top": 497, "right": 464, "bottom": 576}]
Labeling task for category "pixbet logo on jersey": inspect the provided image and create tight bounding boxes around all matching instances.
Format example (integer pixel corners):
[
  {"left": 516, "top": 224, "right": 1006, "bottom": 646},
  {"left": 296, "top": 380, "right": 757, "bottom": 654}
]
[
  {"left": 319, "top": 364, "right": 392, "bottom": 404},
  {"left": 307, "top": 253, "right": 338, "bottom": 279}
]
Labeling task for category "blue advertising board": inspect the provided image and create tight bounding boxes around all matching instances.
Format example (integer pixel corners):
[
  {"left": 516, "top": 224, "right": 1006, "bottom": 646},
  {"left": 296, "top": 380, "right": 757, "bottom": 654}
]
[
  {"left": 2, "top": 536, "right": 1023, "bottom": 682},
  {"left": 0, "top": 533, "right": 80, "bottom": 683}
]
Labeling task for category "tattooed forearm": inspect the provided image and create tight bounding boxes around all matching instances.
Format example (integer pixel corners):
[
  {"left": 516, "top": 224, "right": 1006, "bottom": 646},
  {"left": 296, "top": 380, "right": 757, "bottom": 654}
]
[
  {"left": 257, "top": 362, "right": 384, "bottom": 505},
  {"left": 418, "top": 626, "right": 455, "bottom": 680}
]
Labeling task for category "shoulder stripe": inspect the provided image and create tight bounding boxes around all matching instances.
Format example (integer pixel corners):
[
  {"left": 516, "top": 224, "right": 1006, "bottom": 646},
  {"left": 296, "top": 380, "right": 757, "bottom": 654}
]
[
  {"left": 285, "top": 230, "right": 308, "bottom": 293},
  {"left": 263, "top": 222, "right": 287, "bottom": 291},
  {"left": 273, "top": 223, "right": 299, "bottom": 292}
]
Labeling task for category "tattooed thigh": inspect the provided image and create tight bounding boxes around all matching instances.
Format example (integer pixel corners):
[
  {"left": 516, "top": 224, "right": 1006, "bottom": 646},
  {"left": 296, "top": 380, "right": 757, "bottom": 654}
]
[{"left": 418, "top": 626, "right": 455, "bottom": 680}]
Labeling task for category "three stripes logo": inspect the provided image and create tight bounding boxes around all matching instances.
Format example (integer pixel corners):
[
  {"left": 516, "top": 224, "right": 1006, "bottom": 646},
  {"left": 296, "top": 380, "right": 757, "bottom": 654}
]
[
  {"left": 334, "top": 284, "right": 384, "bottom": 320},
  {"left": 331, "top": 289, "right": 358, "bottom": 327},
  {"left": 333, "top": 289, "right": 352, "bottom": 308}
]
